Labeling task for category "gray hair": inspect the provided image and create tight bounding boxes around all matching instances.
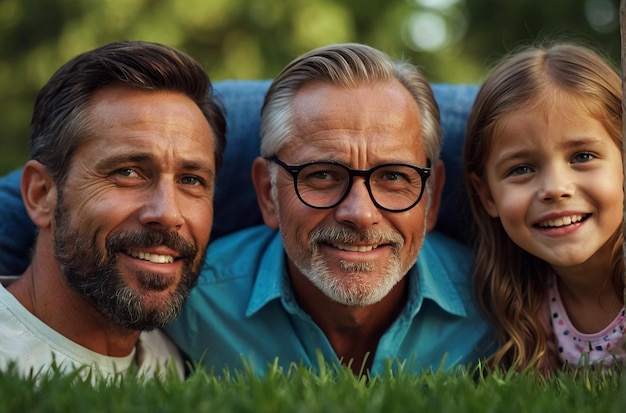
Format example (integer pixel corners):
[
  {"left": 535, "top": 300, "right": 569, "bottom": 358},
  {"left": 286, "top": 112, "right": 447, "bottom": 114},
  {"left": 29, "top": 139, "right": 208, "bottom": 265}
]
[{"left": 260, "top": 43, "right": 441, "bottom": 163}]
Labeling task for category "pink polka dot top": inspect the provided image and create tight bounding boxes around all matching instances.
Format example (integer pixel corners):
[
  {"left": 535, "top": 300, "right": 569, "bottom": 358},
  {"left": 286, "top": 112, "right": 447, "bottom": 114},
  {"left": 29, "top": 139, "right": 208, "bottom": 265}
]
[{"left": 547, "top": 274, "right": 625, "bottom": 368}]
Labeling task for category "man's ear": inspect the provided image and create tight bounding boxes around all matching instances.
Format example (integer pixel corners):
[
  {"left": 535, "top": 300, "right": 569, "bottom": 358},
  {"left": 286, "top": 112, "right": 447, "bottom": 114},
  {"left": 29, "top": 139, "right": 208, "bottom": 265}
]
[
  {"left": 21, "top": 160, "right": 57, "bottom": 228},
  {"left": 425, "top": 159, "right": 445, "bottom": 232},
  {"left": 251, "top": 157, "right": 279, "bottom": 229},
  {"left": 469, "top": 172, "right": 499, "bottom": 217}
]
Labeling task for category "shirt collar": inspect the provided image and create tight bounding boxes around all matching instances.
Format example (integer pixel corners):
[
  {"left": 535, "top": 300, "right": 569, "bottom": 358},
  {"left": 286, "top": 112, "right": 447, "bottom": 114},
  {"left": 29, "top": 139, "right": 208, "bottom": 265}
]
[
  {"left": 246, "top": 231, "right": 287, "bottom": 316},
  {"left": 408, "top": 234, "right": 467, "bottom": 317}
]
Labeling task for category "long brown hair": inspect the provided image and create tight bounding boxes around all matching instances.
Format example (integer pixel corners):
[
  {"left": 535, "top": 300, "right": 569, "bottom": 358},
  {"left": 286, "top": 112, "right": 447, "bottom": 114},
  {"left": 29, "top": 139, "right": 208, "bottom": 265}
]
[{"left": 463, "top": 43, "right": 624, "bottom": 371}]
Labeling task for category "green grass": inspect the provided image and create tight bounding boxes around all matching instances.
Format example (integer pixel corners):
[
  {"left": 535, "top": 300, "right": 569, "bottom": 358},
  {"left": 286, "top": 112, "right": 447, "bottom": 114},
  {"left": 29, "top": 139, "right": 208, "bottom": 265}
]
[{"left": 0, "top": 360, "right": 624, "bottom": 412}]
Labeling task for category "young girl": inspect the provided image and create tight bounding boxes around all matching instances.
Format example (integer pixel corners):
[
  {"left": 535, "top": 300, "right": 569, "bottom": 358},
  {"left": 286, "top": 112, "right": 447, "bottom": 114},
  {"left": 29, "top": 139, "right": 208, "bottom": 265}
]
[{"left": 463, "top": 43, "right": 625, "bottom": 372}]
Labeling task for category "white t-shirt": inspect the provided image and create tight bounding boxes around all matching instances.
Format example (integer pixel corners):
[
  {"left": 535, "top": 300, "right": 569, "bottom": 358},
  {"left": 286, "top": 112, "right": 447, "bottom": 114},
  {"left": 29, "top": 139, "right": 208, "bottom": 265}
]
[{"left": 0, "top": 283, "right": 184, "bottom": 380}]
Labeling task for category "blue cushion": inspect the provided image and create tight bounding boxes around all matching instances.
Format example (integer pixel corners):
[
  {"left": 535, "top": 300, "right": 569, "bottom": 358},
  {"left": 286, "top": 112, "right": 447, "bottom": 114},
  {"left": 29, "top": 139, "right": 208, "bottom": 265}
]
[
  {"left": 0, "top": 80, "right": 478, "bottom": 275},
  {"left": 0, "top": 169, "right": 32, "bottom": 274},
  {"left": 434, "top": 83, "right": 478, "bottom": 245}
]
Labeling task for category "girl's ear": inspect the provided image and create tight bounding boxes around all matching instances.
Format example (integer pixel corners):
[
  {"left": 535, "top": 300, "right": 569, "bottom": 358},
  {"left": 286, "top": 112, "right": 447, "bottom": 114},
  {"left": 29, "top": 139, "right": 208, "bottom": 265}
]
[
  {"left": 469, "top": 172, "right": 499, "bottom": 217},
  {"left": 21, "top": 160, "right": 57, "bottom": 228},
  {"left": 251, "top": 157, "right": 279, "bottom": 229}
]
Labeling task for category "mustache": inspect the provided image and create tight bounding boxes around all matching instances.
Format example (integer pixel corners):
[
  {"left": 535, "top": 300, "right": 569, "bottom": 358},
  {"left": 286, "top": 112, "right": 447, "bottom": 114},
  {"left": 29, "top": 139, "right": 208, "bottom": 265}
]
[
  {"left": 308, "top": 225, "right": 404, "bottom": 246},
  {"left": 106, "top": 230, "right": 198, "bottom": 258}
]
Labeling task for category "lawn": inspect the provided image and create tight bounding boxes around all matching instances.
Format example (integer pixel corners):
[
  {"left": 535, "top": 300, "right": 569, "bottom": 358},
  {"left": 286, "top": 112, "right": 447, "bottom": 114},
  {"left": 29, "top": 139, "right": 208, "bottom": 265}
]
[{"left": 1, "top": 359, "right": 624, "bottom": 413}]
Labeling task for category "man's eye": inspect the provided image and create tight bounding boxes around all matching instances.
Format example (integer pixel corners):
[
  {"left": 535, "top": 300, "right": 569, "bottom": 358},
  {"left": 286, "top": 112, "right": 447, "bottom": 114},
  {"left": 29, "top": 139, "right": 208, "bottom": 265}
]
[
  {"left": 309, "top": 171, "right": 332, "bottom": 180},
  {"left": 181, "top": 176, "right": 202, "bottom": 186},
  {"left": 302, "top": 168, "right": 342, "bottom": 182},
  {"left": 381, "top": 171, "right": 406, "bottom": 181},
  {"left": 115, "top": 168, "right": 139, "bottom": 178}
]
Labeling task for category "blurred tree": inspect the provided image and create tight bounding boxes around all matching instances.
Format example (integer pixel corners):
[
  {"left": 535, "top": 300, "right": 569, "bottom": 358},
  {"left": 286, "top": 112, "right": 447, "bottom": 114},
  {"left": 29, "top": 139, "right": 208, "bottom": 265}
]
[
  {"left": 463, "top": 0, "right": 620, "bottom": 70},
  {"left": 0, "top": 0, "right": 620, "bottom": 174}
]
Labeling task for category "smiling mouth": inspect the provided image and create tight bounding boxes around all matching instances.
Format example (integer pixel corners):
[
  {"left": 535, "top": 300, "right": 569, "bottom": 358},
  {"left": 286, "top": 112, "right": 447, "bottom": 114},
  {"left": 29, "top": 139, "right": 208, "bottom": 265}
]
[
  {"left": 536, "top": 214, "right": 589, "bottom": 228},
  {"left": 126, "top": 250, "right": 175, "bottom": 264},
  {"left": 329, "top": 242, "right": 380, "bottom": 252}
]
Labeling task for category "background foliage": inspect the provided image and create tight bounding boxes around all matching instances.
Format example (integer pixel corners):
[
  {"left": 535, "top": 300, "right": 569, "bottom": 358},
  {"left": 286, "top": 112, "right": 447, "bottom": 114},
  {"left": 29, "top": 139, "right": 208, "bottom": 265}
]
[{"left": 0, "top": 0, "right": 620, "bottom": 174}]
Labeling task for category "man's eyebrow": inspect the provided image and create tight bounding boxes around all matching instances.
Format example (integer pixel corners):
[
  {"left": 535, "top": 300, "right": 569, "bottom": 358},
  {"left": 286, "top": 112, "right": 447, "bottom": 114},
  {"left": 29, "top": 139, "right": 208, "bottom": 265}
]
[
  {"left": 96, "top": 154, "right": 215, "bottom": 176},
  {"left": 96, "top": 153, "right": 153, "bottom": 169},
  {"left": 180, "top": 160, "right": 216, "bottom": 178}
]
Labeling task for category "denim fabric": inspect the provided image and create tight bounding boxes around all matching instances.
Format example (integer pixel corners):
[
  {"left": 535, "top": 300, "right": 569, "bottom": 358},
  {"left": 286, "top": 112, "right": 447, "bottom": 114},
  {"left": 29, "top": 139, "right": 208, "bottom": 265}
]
[{"left": 0, "top": 81, "right": 478, "bottom": 275}]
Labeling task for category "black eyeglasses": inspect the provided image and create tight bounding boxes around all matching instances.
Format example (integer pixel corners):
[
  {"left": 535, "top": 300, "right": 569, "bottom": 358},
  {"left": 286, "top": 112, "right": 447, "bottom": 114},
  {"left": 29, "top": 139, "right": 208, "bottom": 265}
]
[{"left": 266, "top": 155, "right": 431, "bottom": 212}]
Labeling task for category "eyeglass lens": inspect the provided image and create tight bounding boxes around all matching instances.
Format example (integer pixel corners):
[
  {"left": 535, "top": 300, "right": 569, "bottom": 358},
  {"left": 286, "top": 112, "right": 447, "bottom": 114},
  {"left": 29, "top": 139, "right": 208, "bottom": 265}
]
[{"left": 295, "top": 162, "right": 425, "bottom": 211}]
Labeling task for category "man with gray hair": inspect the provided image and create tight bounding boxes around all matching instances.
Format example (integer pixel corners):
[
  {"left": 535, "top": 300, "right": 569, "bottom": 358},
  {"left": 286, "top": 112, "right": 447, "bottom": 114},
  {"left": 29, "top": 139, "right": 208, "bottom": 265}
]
[{"left": 165, "top": 43, "right": 493, "bottom": 376}]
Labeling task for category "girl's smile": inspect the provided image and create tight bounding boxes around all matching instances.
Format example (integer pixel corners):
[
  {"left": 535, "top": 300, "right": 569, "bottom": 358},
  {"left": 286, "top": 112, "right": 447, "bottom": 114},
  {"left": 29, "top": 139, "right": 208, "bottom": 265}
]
[{"left": 473, "top": 97, "right": 623, "bottom": 272}]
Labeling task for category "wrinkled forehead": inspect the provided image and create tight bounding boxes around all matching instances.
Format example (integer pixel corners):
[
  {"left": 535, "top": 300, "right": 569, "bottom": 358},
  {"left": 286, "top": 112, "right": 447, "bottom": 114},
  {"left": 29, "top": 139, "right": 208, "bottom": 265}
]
[{"left": 285, "top": 81, "right": 426, "bottom": 163}]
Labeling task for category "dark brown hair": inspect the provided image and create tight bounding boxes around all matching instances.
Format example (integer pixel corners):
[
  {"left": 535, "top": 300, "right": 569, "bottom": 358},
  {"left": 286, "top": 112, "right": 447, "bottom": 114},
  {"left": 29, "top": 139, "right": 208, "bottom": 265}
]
[{"left": 30, "top": 40, "right": 226, "bottom": 186}]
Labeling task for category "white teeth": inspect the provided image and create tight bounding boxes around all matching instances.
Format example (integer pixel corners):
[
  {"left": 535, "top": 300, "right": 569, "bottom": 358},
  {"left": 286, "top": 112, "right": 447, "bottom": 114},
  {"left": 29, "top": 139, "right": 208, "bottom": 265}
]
[
  {"left": 127, "top": 250, "right": 174, "bottom": 263},
  {"left": 331, "top": 243, "right": 378, "bottom": 252},
  {"left": 538, "top": 214, "right": 584, "bottom": 228}
]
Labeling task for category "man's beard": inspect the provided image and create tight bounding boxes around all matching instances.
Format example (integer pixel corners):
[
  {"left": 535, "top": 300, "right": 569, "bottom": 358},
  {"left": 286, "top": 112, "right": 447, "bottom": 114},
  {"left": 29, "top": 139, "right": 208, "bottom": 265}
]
[
  {"left": 287, "top": 225, "right": 409, "bottom": 306},
  {"left": 52, "top": 199, "right": 203, "bottom": 331}
]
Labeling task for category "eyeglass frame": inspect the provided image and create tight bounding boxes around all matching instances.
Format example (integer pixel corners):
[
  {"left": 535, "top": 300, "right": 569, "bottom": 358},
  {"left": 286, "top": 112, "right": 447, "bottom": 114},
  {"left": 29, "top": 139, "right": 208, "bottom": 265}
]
[{"left": 265, "top": 155, "right": 432, "bottom": 213}]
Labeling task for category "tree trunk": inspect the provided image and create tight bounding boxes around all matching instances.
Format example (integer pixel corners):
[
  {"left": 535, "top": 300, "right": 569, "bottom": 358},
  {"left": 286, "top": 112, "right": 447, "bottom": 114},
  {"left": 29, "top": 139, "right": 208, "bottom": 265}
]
[{"left": 622, "top": 0, "right": 626, "bottom": 307}]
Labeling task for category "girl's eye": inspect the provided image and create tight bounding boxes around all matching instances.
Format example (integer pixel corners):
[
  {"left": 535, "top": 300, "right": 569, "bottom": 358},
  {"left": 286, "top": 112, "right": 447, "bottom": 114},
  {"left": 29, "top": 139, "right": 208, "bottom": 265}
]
[
  {"left": 572, "top": 152, "right": 595, "bottom": 163},
  {"left": 509, "top": 165, "right": 532, "bottom": 176}
]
